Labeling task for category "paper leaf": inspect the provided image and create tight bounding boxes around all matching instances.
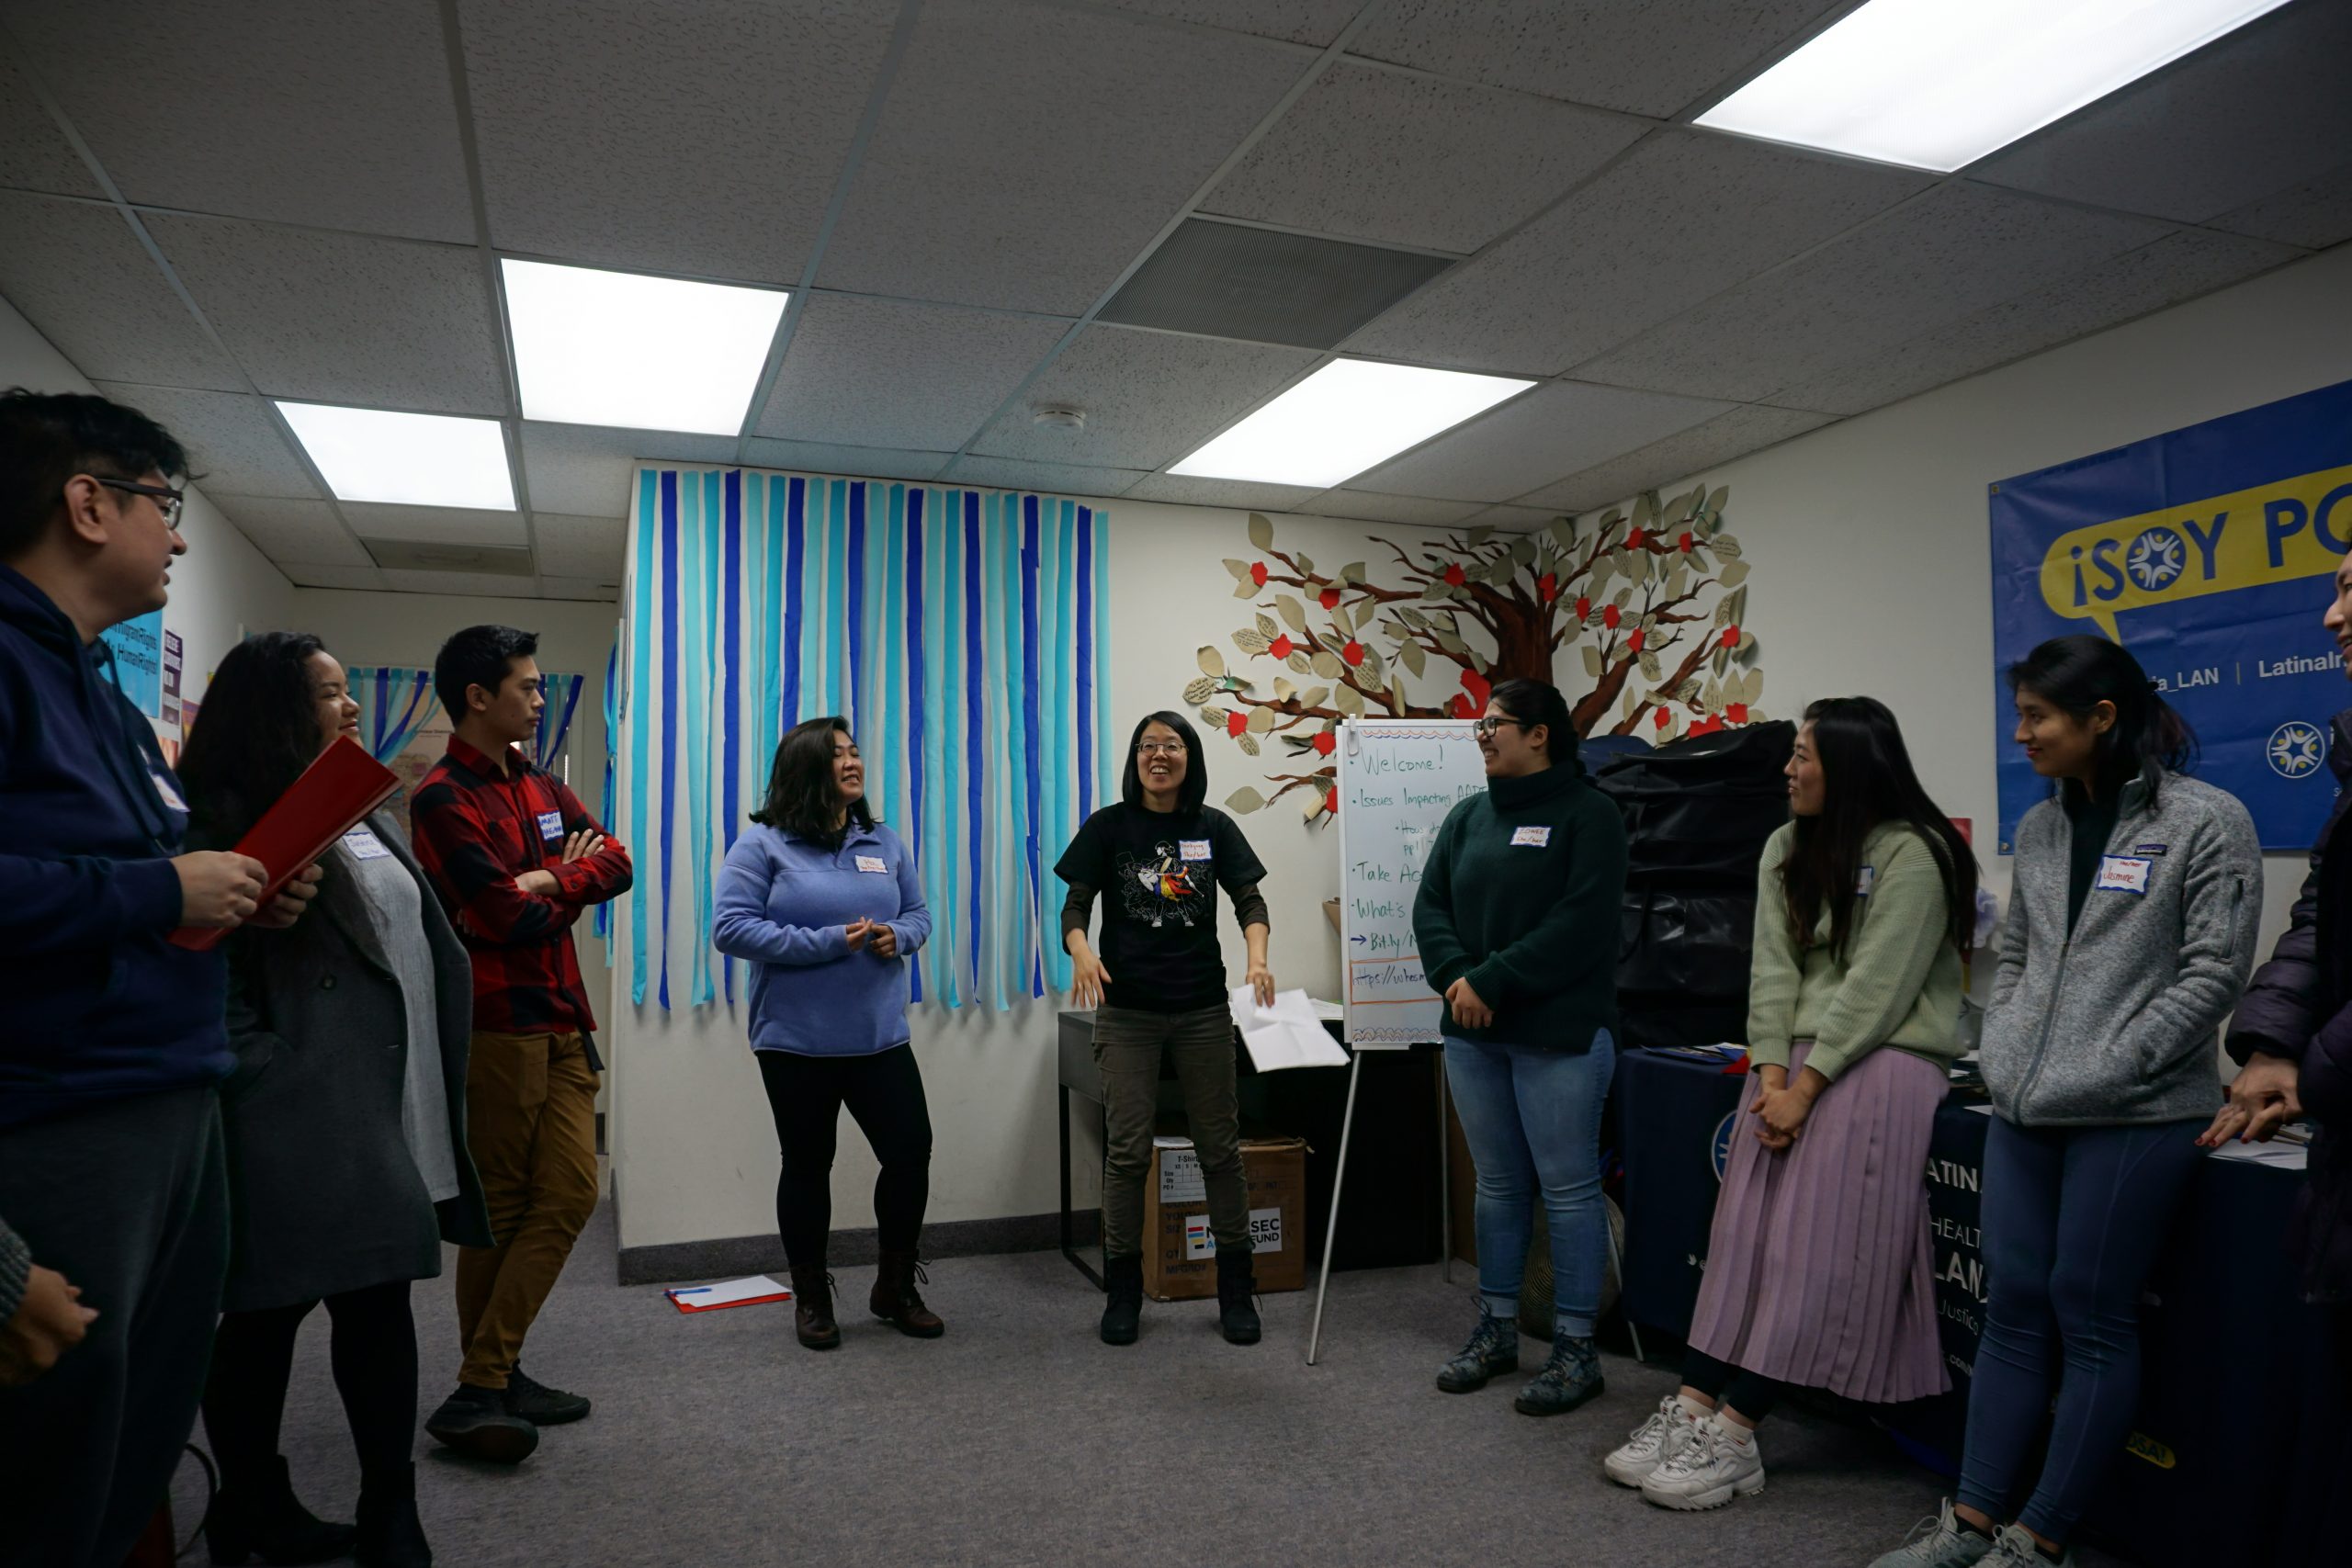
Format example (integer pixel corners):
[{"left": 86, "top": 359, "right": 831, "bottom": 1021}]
[
  {"left": 1301, "top": 787, "right": 1326, "bottom": 820},
  {"left": 1237, "top": 732, "right": 1261, "bottom": 756},
  {"left": 1582, "top": 645, "right": 1603, "bottom": 679},
  {"left": 1398, "top": 606, "right": 1429, "bottom": 630},
  {"left": 1295, "top": 552, "right": 1315, "bottom": 576},
  {"left": 1252, "top": 612, "right": 1278, "bottom": 641},
  {"left": 1399, "top": 639, "right": 1427, "bottom": 679},
  {"left": 1705, "top": 485, "right": 1729, "bottom": 519},
  {"left": 1223, "top": 558, "right": 1251, "bottom": 581},
  {"left": 1633, "top": 493, "right": 1658, "bottom": 530},
  {"left": 1465, "top": 525, "right": 1494, "bottom": 547},
  {"left": 1233, "top": 629, "right": 1271, "bottom": 656},
  {"left": 1247, "top": 513, "right": 1275, "bottom": 551},
  {"left": 1246, "top": 704, "right": 1277, "bottom": 734},
  {"left": 1196, "top": 646, "right": 1226, "bottom": 677},
  {"left": 1232, "top": 580, "right": 1256, "bottom": 598},
  {"left": 1509, "top": 536, "right": 1538, "bottom": 567},
  {"left": 1711, "top": 533, "right": 1742, "bottom": 559},
  {"left": 1359, "top": 648, "right": 1385, "bottom": 683},
  {"left": 1226, "top": 786, "right": 1265, "bottom": 813},
  {"left": 1183, "top": 677, "right": 1218, "bottom": 705},
  {"left": 1638, "top": 651, "right": 1662, "bottom": 682},
  {"left": 1546, "top": 516, "right": 1577, "bottom": 553},
  {"left": 1276, "top": 595, "right": 1307, "bottom": 634},
  {"left": 1301, "top": 685, "right": 1329, "bottom": 707},
  {"left": 1311, "top": 650, "right": 1344, "bottom": 680},
  {"left": 1340, "top": 560, "right": 1366, "bottom": 584},
  {"left": 1273, "top": 677, "right": 1295, "bottom": 701},
  {"left": 1717, "top": 558, "right": 1750, "bottom": 588},
  {"left": 1286, "top": 651, "right": 1312, "bottom": 672},
  {"left": 1335, "top": 683, "right": 1364, "bottom": 716},
  {"left": 1200, "top": 706, "right": 1229, "bottom": 729}
]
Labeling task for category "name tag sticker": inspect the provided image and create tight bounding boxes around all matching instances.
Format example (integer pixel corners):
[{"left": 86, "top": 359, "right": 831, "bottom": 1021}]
[
  {"left": 2097, "top": 855, "right": 2154, "bottom": 895},
  {"left": 1180, "top": 840, "right": 1213, "bottom": 862},
  {"left": 536, "top": 810, "right": 563, "bottom": 840},
  {"left": 2135, "top": 842, "right": 2169, "bottom": 856},
  {"left": 343, "top": 827, "right": 391, "bottom": 861},
  {"left": 1510, "top": 825, "right": 1552, "bottom": 848},
  {"left": 1857, "top": 865, "right": 1876, "bottom": 897},
  {"left": 854, "top": 855, "right": 889, "bottom": 874},
  {"left": 150, "top": 767, "right": 187, "bottom": 813}
]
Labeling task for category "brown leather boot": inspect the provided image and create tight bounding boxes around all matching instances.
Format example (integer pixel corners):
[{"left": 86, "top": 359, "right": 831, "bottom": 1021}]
[
  {"left": 789, "top": 1265, "right": 841, "bottom": 1349},
  {"left": 870, "top": 1247, "right": 945, "bottom": 1337}
]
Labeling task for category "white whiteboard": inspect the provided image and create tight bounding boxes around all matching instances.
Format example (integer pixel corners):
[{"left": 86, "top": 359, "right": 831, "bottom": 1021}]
[{"left": 1335, "top": 718, "right": 1489, "bottom": 1046}]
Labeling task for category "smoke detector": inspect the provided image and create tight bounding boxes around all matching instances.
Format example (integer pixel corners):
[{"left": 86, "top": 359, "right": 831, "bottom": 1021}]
[{"left": 1032, "top": 406, "right": 1086, "bottom": 431}]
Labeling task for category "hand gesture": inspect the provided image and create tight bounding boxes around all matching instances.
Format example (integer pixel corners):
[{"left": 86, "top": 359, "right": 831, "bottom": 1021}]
[
  {"left": 173, "top": 851, "right": 267, "bottom": 928},
  {"left": 1246, "top": 960, "right": 1276, "bottom": 1009},
  {"left": 867, "top": 921, "right": 899, "bottom": 960},
  {"left": 514, "top": 868, "right": 560, "bottom": 897},
  {"left": 0, "top": 1265, "right": 98, "bottom": 1387},
  {"left": 1444, "top": 976, "right": 1493, "bottom": 1030},
  {"left": 845, "top": 919, "right": 872, "bottom": 953},
  {"left": 560, "top": 829, "right": 605, "bottom": 863},
  {"left": 1750, "top": 1084, "right": 1813, "bottom": 1147},
  {"left": 245, "top": 862, "right": 323, "bottom": 931},
  {"left": 2199, "top": 1050, "right": 2303, "bottom": 1146},
  {"left": 1071, "top": 951, "right": 1113, "bottom": 1010}
]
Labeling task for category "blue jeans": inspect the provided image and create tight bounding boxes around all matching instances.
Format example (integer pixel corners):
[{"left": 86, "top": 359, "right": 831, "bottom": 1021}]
[
  {"left": 1443, "top": 1030, "right": 1615, "bottom": 1338},
  {"left": 1956, "top": 1115, "right": 2205, "bottom": 1543}
]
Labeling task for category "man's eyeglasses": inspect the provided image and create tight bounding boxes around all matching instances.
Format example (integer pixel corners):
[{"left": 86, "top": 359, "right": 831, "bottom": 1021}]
[
  {"left": 92, "top": 476, "right": 186, "bottom": 529},
  {"left": 1136, "top": 741, "right": 1186, "bottom": 756},
  {"left": 1471, "top": 716, "right": 1528, "bottom": 739}
]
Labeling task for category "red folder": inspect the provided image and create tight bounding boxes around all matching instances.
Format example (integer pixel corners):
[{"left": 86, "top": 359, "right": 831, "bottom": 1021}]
[{"left": 169, "top": 736, "right": 401, "bottom": 951}]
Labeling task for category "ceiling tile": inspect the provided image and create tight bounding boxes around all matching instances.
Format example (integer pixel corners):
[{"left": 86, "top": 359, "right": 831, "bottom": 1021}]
[
  {"left": 539, "top": 577, "right": 623, "bottom": 603},
  {"left": 377, "top": 568, "right": 544, "bottom": 598},
  {"left": 1088, "top": 2, "right": 1362, "bottom": 46},
  {"left": 518, "top": 423, "right": 741, "bottom": 515},
  {"left": 1296, "top": 491, "right": 1485, "bottom": 526},
  {"left": 1972, "top": 1, "right": 2352, "bottom": 224},
  {"left": 739, "top": 439, "right": 952, "bottom": 483},
  {"left": 1518, "top": 403, "right": 1837, "bottom": 513},
  {"left": 1123, "top": 474, "right": 1323, "bottom": 511},
  {"left": 459, "top": 0, "right": 896, "bottom": 283},
  {"left": 341, "top": 502, "right": 527, "bottom": 548},
  {"left": 1345, "top": 130, "right": 1928, "bottom": 375},
  {"left": 1098, "top": 219, "right": 1451, "bottom": 349},
  {"left": 970, "top": 325, "right": 1315, "bottom": 469},
  {"left": 1770, "top": 229, "right": 2304, "bottom": 418},
  {"left": 0, "top": 194, "right": 243, "bottom": 389},
  {"left": 1350, "top": 0, "right": 1844, "bottom": 118},
  {"left": 5, "top": 0, "right": 472, "bottom": 241},
  {"left": 1575, "top": 184, "right": 2177, "bottom": 403},
  {"left": 1204, "top": 62, "right": 1646, "bottom": 254},
  {"left": 1357, "top": 380, "right": 1734, "bottom": 502},
  {"left": 757, "top": 296, "right": 1069, "bottom": 449},
  {"left": 281, "top": 564, "right": 389, "bottom": 592},
  {"left": 1458, "top": 503, "right": 1564, "bottom": 534},
  {"left": 90, "top": 383, "right": 321, "bottom": 498},
  {"left": 819, "top": 0, "right": 1305, "bottom": 314},
  {"left": 0, "top": 52, "right": 101, "bottom": 198},
  {"left": 532, "top": 513, "right": 627, "bottom": 580},
  {"left": 935, "top": 457, "right": 1148, "bottom": 499},
  {"left": 147, "top": 216, "right": 506, "bottom": 413},
  {"left": 2213, "top": 160, "right": 2352, "bottom": 252},
  {"left": 209, "top": 495, "right": 368, "bottom": 567}
]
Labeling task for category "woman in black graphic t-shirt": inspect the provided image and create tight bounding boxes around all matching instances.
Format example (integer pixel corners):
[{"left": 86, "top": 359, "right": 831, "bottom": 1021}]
[{"left": 1056, "top": 711, "right": 1272, "bottom": 1349}]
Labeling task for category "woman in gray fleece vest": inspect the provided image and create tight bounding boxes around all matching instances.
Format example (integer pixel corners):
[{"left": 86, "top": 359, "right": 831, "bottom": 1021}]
[{"left": 1875, "top": 636, "right": 2260, "bottom": 1568}]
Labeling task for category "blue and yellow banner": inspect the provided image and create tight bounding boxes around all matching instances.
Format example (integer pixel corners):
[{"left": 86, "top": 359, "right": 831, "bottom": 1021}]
[{"left": 1991, "top": 378, "right": 2352, "bottom": 851}]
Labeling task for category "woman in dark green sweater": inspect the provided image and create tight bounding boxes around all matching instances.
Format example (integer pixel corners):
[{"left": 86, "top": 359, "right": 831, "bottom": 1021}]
[{"left": 1413, "top": 677, "right": 1628, "bottom": 1418}]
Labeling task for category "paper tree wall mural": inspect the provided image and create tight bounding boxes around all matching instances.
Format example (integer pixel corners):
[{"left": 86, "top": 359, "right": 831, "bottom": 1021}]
[{"left": 1189, "top": 487, "right": 1765, "bottom": 823}]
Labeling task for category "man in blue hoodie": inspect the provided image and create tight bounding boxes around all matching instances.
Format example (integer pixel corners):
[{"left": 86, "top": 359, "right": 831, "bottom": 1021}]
[{"left": 0, "top": 389, "right": 310, "bottom": 1567}]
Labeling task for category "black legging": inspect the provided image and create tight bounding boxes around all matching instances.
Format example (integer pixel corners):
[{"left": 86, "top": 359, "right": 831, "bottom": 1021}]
[
  {"left": 1681, "top": 1346, "right": 1786, "bottom": 1423},
  {"left": 202, "top": 1280, "right": 416, "bottom": 1487},
  {"left": 757, "top": 1043, "right": 933, "bottom": 1268}
]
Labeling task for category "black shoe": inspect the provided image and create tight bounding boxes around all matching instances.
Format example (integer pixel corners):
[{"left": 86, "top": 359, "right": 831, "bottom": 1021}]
[
  {"left": 353, "top": 1461, "right": 431, "bottom": 1568},
  {"left": 1100, "top": 1254, "right": 1144, "bottom": 1346},
  {"left": 1215, "top": 1248, "right": 1262, "bottom": 1345},
  {"left": 503, "top": 1365, "right": 591, "bottom": 1426},
  {"left": 789, "top": 1264, "right": 842, "bottom": 1349},
  {"left": 424, "top": 1385, "right": 538, "bottom": 1465},
  {"left": 202, "top": 1454, "right": 355, "bottom": 1565}
]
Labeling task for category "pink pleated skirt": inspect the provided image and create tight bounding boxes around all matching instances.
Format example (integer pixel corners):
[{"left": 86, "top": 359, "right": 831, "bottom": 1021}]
[{"left": 1686, "top": 1041, "right": 1951, "bottom": 1405}]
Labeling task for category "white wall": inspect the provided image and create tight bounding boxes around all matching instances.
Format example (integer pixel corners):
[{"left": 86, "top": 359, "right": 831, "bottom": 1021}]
[
  {"left": 1612, "top": 242, "right": 2352, "bottom": 993},
  {"left": 0, "top": 294, "right": 292, "bottom": 685}
]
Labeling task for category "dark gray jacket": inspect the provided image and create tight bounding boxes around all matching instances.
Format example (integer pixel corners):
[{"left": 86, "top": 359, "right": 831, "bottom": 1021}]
[
  {"left": 0, "top": 1213, "right": 26, "bottom": 1324},
  {"left": 1984, "top": 764, "right": 2261, "bottom": 1127},
  {"left": 217, "top": 809, "right": 492, "bottom": 1312}
]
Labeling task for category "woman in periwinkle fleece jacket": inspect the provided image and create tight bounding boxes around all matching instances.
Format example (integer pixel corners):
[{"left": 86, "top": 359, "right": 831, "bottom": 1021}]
[{"left": 1871, "top": 634, "right": 2260, "bottom": 1568}]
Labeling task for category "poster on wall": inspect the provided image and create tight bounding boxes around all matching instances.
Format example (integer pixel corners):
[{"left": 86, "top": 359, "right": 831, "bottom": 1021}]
[
  {"left": 1989, "top": 378, "right": 2352, "bottom": 852},
  {"left": 99, "top": 608, "right": 164, "bottom": 718},
  {"left": 160, "top": 628, "right": 183, "bottom": 728}
]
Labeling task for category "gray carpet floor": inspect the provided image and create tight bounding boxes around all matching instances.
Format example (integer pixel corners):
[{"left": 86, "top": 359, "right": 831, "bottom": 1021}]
[{"left": 175, "top": 1201, "right": 2132, "bottom": 1567}]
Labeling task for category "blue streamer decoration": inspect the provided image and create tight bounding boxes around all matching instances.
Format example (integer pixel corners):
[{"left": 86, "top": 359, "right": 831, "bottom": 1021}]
[
  {"left": 658, "top": 471, "right": 680, "bottom": 1011},
  {"left": 720, "top": 469, "right": 743, "bottom": 1005}
]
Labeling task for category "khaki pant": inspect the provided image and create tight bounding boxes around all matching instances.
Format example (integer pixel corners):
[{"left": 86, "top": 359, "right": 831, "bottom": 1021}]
[
  {"left": 455, "top": 1031, "right": 599, "bottom": 1391},
  {"left": 1092, "top": 1004, "right": 1249, "bottom": 1261}
]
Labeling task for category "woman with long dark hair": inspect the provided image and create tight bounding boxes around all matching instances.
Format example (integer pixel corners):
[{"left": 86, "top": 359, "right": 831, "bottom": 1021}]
[
  {"left": 1871, "top": 635, "right": 2260, "bottom": 1568},
  {"left": 712, "top": 717, "right": 938, "bottom": 1350},
  {"left": 1413, "top": 678, "right": 1627, "bottom": 1421},
  {"left": 1611, "top": 697, "right": 1973, "bottom": 1511},
  {"left": 178, "top": 633, "right": 494, "bottom": 1567},
  {"left": 1055, "top": 711, "right": 1273, "bottom": 1348}
]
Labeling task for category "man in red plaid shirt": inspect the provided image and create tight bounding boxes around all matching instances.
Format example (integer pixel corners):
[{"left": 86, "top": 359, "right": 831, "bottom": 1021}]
[{"left": 409, "top": 625, "right": 630, "bottom": 1463}]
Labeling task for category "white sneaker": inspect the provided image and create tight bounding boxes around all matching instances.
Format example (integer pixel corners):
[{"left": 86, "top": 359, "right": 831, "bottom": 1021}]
[
  {"left": 1603, "top": 1394, "right": 1700, "bottom": 1487},
  {"left": 1639, "top": 1413, "right": 1766, "bottom": 1510},
  {"left": 1868, "top": 1500, "right": 1997, "bottom": 1567},
  {"left": 1989, "top": 1525, "right": 2073, "bottom": 1566}
]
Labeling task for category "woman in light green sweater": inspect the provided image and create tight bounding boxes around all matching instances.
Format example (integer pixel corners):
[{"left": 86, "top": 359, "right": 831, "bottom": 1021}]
[{"left": 1608, "top": 696, "right": 1976, "bottom": 1513}]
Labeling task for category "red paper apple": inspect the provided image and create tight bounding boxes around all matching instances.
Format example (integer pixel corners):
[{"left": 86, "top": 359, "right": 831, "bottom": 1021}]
[
  {"left": 1449, "top": 694, "right": 1476, "bottom": 719},
  {"left": 1679, "top": 532, "right": 1694, "bottom": 553},
  {"left": 1602, "top": 604, "right": 1622, "bottom": 629},
  {"left": 1721, "top": 624, "right": 1740, "bottom": 649},
  {"left": 1227, "top": 711, "right": 1249, "bottom": 737},
  {"left": 1627, "top": 628, "right": 1645, "bottom": 652},
  {"left": 1574, "top": 595, "right": 1591, "bottom": 621},
  {"left": 1341, "top": 640, "right": 1365, "bottom": 667},
  {"left": 1269, "top": 634, "right": 1295, "bottom": 660},
  {"left": 1319, "top": 587, "right": 1342, "bottom": 610},
  {"left": 1460, "top": 669, "right": 1492, "bottom": 707},
  {"left": 1654, "top": 706, "right": 1671, "bottom": 730},
  {"left": 1625, "top": 528, "right": 1645, "bottom": 549},
  {"left": 1538, "top": 572, "right": 1558, "bottom": 603},
  {"left": 1442, "top": 563, "right": 1466, "bottom": 587},
  {"left": 1325, "top": 787, "right": 1340, "bottom": 816},
  {"left": 1250, "top": 561, "right": 1269, "bottom": 586},
  {"left": 1312, "top": 729, "right": 1336, "bottom": 756},
  {"left": 1725, "top": 703, "right": 1749, "bottom": 724}
]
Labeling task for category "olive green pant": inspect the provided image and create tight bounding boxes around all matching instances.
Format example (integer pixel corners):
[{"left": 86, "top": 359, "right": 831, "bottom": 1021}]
[{"left": 1092, "top": 1003, "right": 1250, "bottom": 1260}]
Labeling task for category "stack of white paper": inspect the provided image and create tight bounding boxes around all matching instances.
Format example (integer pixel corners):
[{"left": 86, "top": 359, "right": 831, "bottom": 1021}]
[
  {"left": 1228, "top": 987, "right": 1351, "bottom": 1072},
  {"left": 664, "top": 1274, "right": 792, "bottom": 1313}
]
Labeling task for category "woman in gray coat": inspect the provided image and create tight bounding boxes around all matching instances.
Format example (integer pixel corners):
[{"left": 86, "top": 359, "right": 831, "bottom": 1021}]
[{"left": 178, "top": 634, "right": 503, "bottom": 1568}]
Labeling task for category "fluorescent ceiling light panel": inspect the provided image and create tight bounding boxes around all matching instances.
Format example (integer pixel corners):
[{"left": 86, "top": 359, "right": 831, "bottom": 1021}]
[
  {"left": 1170, "top": 360, "right": 1532, "bottom": 489},
  {"left": 503, "top": 259, "right": 788, "bottom": 434},
  {"left": 275, "top": 402, "right": 515, "bottom": 510},
  {"left": 1695, "top": 0, "right": 2291, "bottom": 173}
]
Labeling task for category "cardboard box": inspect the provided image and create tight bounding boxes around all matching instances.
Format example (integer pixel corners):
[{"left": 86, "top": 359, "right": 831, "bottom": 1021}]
[{"left": 1142, "top": 1134, "right": 1307, "bottom": 1302}]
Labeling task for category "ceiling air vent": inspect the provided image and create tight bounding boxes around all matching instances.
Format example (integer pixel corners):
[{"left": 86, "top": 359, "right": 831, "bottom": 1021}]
[
  {"left": 1098, "top": 218, "right": 1451, "bottom": 351},
  {"left": 362, "top": 539, "right": 537, "bottom": 577}
]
